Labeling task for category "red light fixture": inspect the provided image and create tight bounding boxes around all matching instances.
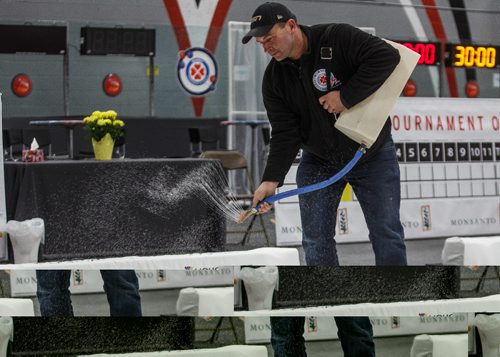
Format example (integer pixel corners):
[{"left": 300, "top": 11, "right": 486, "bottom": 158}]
[
  {"left": 11, "top": 73, "right": 32, "bottom": 97},
  {"left": 102, "top": 73, "right": 122, "bottom": 96},
  {"left": 465, "top": 80, "right": 479, "bottom": 98},
  {"left": 403, "top": 79, "right": 417, "bottom": 97}
]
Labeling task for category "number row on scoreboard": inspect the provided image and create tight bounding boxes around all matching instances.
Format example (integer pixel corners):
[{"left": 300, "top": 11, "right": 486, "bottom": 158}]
[{"left": 395, "top": 142, "right": 500, "bottom": 162}]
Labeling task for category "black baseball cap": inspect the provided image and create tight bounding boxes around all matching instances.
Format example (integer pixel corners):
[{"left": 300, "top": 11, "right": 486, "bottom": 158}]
[{"left": 242, "top": 2, "right": 296, "bottom": 44}]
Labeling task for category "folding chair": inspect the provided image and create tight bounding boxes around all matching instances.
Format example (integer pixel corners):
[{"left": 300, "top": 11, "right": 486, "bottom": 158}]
[
  {"left": 2, "top": 130, "right": 9, "bottom": 160},
  {"left": 473, "top": 266, "right": 500, "bottom": 293},
  {"left": 197, "top": 317, "right": 240, "bottom": 344},
  {"left": 200, "top": 150, "right": 271, "bottom": 246},
  {"left": 5, "top": 128, "right": 23, "bottom": 161},
  {"left": 188, "top": 127, "right": 220, "bottom": 157},
  {"left": 208, "top": 317, "right": 239, "bottom": 344},
  {"left": 113, "top": 129, "right": 126, "bottom": 159}
]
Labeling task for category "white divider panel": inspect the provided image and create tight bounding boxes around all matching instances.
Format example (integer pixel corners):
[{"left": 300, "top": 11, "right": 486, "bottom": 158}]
[
  {"left": 0, "top": 93, "right": 7, "bottom": 260},
  {"left": 442, "top": 236, "right": 500, "bottom": 265},
  {"left": 240, "top": 295, "right": 500, "bottom": 317},
  {"left": 176, "top": 287, "right": 234, "bottom": 316},
  {"left": 244, "top": 314, "right": 468, "bottom": 344},
  {"left": 81, "top": 345, "right": 268, "bottom": 357},
  {"left": 0, "top": 298, "right": 35, "bottom": 316},
  {"left": 10, "top": 267, "right": 234, "bottom": 297},
  {"left": 0, "top": 247, "right": 300, "bottom": 269},
  {"left": 275, "top": 97, "right": 500, "bottom": 245},
  {"left": 473, "top": 314, "right": 500, "bottom": 357},
  {"left": 410, "top": 334, "right": 468, "bottom": 357}
]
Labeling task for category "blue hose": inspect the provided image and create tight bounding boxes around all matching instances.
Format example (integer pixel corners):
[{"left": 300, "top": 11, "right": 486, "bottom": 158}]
[{"left": 256, "top": 146, "right": 366, "bottom": 209}]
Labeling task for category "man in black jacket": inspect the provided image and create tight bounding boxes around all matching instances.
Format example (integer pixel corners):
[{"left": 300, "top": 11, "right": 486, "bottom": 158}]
[
  {"left": 244, "top": 2, "right": 407, "bottom": 267},
  {"left": 242, "top": 2, "right": 408, "bottom": 356}
]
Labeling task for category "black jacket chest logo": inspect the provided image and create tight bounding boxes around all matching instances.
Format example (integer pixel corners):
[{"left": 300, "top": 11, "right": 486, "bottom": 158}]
[{"left": 312, "top": 68, "right": 342, "bottom": 92}]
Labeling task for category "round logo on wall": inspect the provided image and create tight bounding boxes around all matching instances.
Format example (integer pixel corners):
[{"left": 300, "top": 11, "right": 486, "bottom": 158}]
[
  {"left": 177, "top": 47, "right": 218, "bottom": 96},
  {"left": 312, "top": 69, "right": 342, "bottom": 92}
]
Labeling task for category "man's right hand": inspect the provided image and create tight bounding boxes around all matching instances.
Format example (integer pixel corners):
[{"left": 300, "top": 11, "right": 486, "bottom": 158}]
[{"left": 252, "top": 181, "right": 279, "bottom": 214}]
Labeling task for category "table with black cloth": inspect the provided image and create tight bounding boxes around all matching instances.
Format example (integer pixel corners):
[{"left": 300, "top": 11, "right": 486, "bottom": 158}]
[{"left": 4, "top": 158, "right": 226, "bottom": 262}]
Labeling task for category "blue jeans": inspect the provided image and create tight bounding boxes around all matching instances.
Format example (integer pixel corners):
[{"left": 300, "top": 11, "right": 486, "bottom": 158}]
[
  {"left": 271, "top": 316, "right": 375, "bottom": 357},
  {"left": 297, "top": 136, "right": 407, "bottom": 266},
  {"left": 36, "top": 270, "right": 142, "bottom": 316}
]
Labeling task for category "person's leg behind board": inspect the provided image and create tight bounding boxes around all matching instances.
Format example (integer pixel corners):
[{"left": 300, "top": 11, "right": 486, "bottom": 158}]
[
  {"left": 348, "top": 135, "right": 407, "bottom": 266},
  {"left": 36, "top": 270, "right": 73, "bottom": 316},
  {"left": 297, "top": 151, "right": 347, "bottom": 266},
  {"left": 100, "top": 270, "right": 142, "bottom": 316},
  {"left": 271, "top": 316, "right": 307, "bottom": 357},
  {"left": 335, "top": 316, "right": 375, "bottom": 357}
]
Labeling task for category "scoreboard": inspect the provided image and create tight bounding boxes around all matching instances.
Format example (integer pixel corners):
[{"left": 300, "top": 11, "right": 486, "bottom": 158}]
[
  {"left": 400, "top": 41, "right": 441, "bottom": 66},
  {"left": 80, "top": 27, "right": 155, "bottom": 56},
  {"left": 274, "top": 97, "right": 500, "bottom": 245},
  {"left": 393, "top": 40, "right": 499, "bottom": 69},
  {"left": 445, "top": 44, "right": 498, "bottom": 69}
]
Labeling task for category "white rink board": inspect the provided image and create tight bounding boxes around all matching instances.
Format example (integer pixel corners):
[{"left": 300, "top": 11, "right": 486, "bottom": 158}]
[
  {"left": 276, "top": 196, "right": 500, "bottom": 245},
  {"left": 275, "top": 98, "right": 500, "bottom": 245},
  {"left": 10, "top": 267, "right": 234, "bottom": 297},
  {"left": 244, "top": 314, "right": 469, "bottom": 344},
  {"left": 1, "top": 248, "right": 300, "bottom": 270},
  {"left": 0, "top": 93, "right": 7, "bottom": 260}
]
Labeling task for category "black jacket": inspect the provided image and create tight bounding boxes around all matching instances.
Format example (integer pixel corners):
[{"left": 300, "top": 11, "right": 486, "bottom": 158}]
[{"left": 261, "top": 23, "right": 400, "bottom": 185}]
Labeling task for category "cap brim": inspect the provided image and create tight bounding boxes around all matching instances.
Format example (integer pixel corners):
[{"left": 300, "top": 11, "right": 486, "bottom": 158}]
[{"left": 241, "top": 24, "right": 274, "bottom": 44}]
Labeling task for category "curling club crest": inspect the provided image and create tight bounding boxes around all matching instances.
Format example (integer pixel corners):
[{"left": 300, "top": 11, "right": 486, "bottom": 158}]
[
  {"left": 177, "top": 47, "right": 218, "bottom": 96},
  {"left": 312, "top": 69, "right": 342, "bottom": 91}
]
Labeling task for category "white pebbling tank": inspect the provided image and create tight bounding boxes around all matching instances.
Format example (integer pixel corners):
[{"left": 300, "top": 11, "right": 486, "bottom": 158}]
[{"left": 334, "top": 40, "right": 421, "bottom": 148}]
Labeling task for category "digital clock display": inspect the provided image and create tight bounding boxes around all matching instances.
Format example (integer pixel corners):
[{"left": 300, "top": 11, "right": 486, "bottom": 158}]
[
  {"left": 80, "top": 27, "right": 155, "bottom": 56},
  {"left": 399, "top": 41, "right": 441, "bottom": 66},
  {"left": 445, "top": 44, "right": 498, "bottom": 68}
]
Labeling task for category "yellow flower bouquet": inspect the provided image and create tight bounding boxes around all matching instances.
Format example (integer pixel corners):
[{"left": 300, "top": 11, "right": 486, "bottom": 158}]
[
  {"left": 83, "top": 110, "right": 125, "bottom": 141},
  {"left": 83, "top": 110, "right": 125, "bottom": 160}
]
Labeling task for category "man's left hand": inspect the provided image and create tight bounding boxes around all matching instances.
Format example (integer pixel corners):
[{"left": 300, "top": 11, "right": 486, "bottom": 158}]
[{"left": 318, "top": 91, "right": 345, "bottom": 114}]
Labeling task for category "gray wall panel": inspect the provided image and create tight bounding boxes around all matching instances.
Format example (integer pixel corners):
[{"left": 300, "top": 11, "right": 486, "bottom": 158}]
[
  {"left": 0, "top": 54, "right": 65, "bottom": 117},
  {"left": 0, "top": 0, "right": 498, "bottom": 119}
]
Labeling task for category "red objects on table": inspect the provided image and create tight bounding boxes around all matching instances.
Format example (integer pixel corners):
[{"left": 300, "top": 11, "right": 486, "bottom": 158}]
[{"left": 22, "top": 149, "right": 45, "bottom": 162}]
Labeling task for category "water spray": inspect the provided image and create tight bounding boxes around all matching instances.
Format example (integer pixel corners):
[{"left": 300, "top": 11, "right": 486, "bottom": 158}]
[{"left": 237, "top": 145, "right": 366, "bottom": 223}]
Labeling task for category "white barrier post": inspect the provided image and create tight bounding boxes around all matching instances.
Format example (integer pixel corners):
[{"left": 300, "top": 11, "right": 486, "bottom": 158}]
[{"left": 0, "top": 93, "right": 8, "bottom": 260}]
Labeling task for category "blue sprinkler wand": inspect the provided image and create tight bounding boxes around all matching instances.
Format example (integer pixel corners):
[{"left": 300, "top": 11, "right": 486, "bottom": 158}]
[{"left": 237, "top": 145, "right": 367, "bottom": 223}]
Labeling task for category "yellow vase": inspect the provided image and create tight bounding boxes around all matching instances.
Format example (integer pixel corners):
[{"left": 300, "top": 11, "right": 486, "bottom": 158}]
[{"left": 92, "top": 133, "right": 114, "bottom": 160}]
